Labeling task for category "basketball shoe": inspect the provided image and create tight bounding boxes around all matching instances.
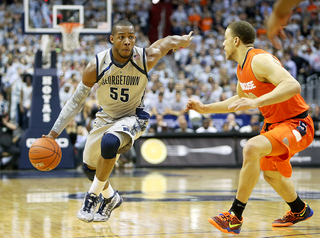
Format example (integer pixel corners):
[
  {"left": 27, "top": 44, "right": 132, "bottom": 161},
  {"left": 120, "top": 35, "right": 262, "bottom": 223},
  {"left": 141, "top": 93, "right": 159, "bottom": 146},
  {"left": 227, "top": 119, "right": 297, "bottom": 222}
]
[
  {"left": 77, "top": 192, "right": 99, "bottom": 222},
  {"left": 272, "top": 202, "right": 314, "bottom": 227},
  {"left": 208, "top": 211, "right": 243, "bottom": 234},
  {"left": 93, "top": 190, "right": 123, "bottom": 222}
]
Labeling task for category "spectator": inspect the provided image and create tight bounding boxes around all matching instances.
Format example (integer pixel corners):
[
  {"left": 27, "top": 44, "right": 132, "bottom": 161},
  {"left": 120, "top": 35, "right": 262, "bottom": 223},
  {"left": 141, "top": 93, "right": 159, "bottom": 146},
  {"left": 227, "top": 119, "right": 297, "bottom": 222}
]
[
  {"left": 149, "top": 114, "right": 171, "bottom": 133},
  {"left": 0, "top": 112, "right": 20, "bottom": 169},
  {"left": 164, "top": 81, "right": 176, "bottom": 103},
  {"left": 0, "top": 92, "right": 9, "bottom": 116},
  {"left": 282, "top": 52, "right": 297, "bottom": 78},
  {"left": 239, "top": 115, "right": 261, "bottom": 133},
  {"left": 167, "top": 91, "right": 186, "bottom": 117},
  {"left": 196, "top": 118, "right": 218, "bottom": 133},
  {"left": 83, "top": 90, "right": 99, "bottom": 121},
  {"left": 59, "top": 82, "right": 74, "bottom": 108},
  {"left": 222, "top": 113, "right": 240, "bottom": 132},
  {"left": 311, "top": 104, "right": 320, "bottom": 133},
  {"left": 200, "top": 12, "right": 213, "bottom": 33},
  {"left": 74, "top": 125, "right": 88, "bottom": 167},
  {"left": 152, "top": 92, "right": 170, "bottom": 116},
  {"left": 85, "top": 107, "right": 99, "bottom": 133},
  {"left": 175, "top": 117, "right": 194, "bottom": 133},
  {"left": 19, "top": 73, "right": 33, "bottom": 130},
  {"left": 170, "top": 5, "right": 188, "bottom": 27},
  {"left": 291, "top": 47, "right": 310, "bottom": 83}
]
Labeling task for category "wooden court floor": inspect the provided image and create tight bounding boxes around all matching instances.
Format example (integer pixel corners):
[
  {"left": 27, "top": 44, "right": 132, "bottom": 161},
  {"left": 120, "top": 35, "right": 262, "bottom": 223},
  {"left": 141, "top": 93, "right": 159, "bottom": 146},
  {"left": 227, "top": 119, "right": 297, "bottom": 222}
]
[{"left": 0, "top": 167, "right": 320, "bottom": 238}]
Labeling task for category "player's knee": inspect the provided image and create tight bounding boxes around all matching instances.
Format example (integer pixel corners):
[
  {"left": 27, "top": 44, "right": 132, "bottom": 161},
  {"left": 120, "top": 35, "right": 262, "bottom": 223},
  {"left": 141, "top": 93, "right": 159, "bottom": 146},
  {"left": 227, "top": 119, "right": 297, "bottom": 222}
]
[
  {"left": 243, "top": 137, "right": 267, "bottom": 160},
  {"left": 101, "top": 133, "right": 120, "bottom": 159},
  {"left": 83, "top": 163, "right": 96, "bottom": 181}
]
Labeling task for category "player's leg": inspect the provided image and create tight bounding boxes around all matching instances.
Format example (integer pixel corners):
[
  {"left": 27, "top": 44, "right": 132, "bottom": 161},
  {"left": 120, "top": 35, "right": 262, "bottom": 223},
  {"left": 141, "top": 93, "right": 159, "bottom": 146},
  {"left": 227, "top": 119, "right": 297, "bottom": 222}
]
[
  {"left": 208, "top": 134, "right": 272, "bottom": 234},
  {"left": 93, "top": 132, "right": 132, "bottom": 222},
  {"left": 93, "top": 132, "right": 131, "bottom": 222},
  {"left": 77, "top": 163, "right": 101, "bottom": 222},
  {"left": 262, "top": 118, "right": 314, "bottom": 227},
  {"left": 93, "top": 116, "right": 149, "bottom": 222},
  {"left": 78, "top": 130, "right": 126, "bottom": 222},
  {"left": 263, "top": 170, "right": 314, "bottom": 227},
  {"left": 77, "top": 123, "right": 117, "bottom": 222}
]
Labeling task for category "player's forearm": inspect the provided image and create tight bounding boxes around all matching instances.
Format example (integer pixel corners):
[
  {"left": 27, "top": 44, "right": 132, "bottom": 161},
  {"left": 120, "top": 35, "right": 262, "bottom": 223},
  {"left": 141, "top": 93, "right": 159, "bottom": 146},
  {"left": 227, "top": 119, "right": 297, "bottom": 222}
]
[
  {"left": 150, "top": 35, "right": 189, "bottom": 58},
  {"left": 51, "top": 81, "right": 91, "bottom": 135},
  {"left": 273, "top": 0, "right": 303, "bottom": 16},
  {"left": 204, "top": 95, "right": 240, "bottom": 114},
  {"left": 256, "top": 80, "right": 301, "bottom": 107}
]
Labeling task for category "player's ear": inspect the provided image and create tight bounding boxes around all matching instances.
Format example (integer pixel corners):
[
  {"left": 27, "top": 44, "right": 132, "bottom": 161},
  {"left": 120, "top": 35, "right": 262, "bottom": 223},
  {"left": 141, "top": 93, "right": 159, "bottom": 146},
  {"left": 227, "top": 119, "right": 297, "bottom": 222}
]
[
  {"left": 234, "top": 37, "right": 239, "bottom": 46},
  {"left": 110, "top": 35, "right": 114, "bottom": 44}
]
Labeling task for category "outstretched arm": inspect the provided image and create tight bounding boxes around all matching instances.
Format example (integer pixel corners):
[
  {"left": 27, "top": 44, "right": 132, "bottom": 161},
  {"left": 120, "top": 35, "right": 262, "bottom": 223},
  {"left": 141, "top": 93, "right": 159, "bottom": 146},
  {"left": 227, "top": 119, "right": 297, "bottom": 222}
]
[
  {"left": 185, "top": 82, "right": 246, "bottom": 114},
  {"left": 43, "top": 59, "right": 97, "bottom": 139},
  {"left": 145, "top": 31, "right": 194, "bottom": 70},
  {"left": 185, "top": 95, "right": 240, "bottom": 114},
  {"left": 266, "top": 0, "right": 303, "bottom": 49}
]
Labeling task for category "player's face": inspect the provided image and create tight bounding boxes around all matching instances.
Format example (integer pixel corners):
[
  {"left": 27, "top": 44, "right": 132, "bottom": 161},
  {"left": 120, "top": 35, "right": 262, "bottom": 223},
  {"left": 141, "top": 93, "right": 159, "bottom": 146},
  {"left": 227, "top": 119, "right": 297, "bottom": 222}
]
[
  {"left": 110, "top": 26, "right": 136, "bottom": 62},
  {"left": 223, "top": 28, "right": 236, "bottom": 61}
]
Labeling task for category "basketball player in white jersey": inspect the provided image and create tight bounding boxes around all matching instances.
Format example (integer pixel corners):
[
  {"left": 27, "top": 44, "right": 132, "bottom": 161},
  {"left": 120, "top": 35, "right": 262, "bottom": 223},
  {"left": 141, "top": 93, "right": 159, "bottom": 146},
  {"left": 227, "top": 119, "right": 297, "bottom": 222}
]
[{"left": 43, "top": 20, "right": 194, "bottom": 222}]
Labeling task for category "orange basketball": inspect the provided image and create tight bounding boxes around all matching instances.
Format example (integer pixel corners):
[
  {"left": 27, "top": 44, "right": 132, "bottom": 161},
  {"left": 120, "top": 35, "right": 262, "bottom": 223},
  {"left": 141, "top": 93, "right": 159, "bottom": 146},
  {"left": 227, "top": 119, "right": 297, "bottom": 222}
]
[{"left": 29, "top": 138, "right": 62, "bottom": 171}]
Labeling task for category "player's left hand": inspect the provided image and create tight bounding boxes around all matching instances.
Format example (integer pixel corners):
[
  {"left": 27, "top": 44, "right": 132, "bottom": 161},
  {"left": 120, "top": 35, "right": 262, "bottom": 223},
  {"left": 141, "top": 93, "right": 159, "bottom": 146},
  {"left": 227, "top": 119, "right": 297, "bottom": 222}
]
[
  {"left": 266, "top": 11, "right": 291, "bottom": 50},
  {"left": 228, "top": 97, "right": 259, "bottom": 111},
  {"left": 173, "top": 31, "right": 194, "bottom": 52}
]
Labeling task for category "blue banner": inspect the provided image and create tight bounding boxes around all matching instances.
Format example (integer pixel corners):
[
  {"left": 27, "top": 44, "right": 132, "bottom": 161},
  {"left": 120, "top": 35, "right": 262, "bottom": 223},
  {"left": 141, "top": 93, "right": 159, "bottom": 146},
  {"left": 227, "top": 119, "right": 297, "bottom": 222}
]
[{"left": 19, "top": 52, "right": 74, "bottom": 169}]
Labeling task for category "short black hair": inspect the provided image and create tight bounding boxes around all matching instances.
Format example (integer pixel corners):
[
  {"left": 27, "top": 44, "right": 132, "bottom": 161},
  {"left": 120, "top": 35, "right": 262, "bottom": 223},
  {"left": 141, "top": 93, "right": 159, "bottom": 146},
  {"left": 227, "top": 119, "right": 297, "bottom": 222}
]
[
  {"left": 228, "top": 21, "right": 256, "bottom": 45},
  {"left": 111, "top": 20, "right": 134, "bottom": 35}
]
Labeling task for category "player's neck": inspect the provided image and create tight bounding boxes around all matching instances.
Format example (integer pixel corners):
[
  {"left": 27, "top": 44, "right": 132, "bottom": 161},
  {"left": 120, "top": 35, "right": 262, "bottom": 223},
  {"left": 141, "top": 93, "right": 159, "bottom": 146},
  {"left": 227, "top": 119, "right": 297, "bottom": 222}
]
[
  {"left": 111, "top": 48, "right": 130, "bottom": 65},
  {"left": 236, "top": 46, "right": 253, "bottom": 69}
]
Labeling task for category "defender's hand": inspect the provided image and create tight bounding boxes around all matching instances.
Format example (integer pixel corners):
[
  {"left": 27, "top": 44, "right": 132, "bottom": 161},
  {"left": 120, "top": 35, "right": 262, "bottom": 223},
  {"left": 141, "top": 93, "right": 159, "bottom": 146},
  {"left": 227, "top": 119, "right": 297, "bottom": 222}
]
[
  {"left": 185, "top": 98, "right": 205, "bottom": 114},
  {"left": 266, "top": 11, "right": 291, "bottom": 50}
]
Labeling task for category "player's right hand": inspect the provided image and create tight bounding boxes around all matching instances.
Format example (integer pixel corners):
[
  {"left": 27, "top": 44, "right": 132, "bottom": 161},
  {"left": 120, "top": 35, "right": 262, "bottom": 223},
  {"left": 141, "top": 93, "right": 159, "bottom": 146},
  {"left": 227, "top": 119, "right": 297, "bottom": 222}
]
[
  {"left": 185, "top": 98, "right": 205, "bottom": 114},
  {"left": 42, "top": 130, "right": 59, "bottom": 140}
]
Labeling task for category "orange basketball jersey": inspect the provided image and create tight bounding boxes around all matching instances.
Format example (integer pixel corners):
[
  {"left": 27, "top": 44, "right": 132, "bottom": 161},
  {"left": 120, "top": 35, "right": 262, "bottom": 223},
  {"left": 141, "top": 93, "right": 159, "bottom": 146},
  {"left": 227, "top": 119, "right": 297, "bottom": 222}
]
[{"left": 236, "top": 48, "right": 309, "bottom": 123}]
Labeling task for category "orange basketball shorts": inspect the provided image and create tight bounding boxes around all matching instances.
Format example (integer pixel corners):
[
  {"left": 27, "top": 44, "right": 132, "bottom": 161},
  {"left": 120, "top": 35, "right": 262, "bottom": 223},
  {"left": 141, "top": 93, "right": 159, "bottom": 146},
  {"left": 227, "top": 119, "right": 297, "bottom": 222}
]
[{"left": 260, "top": 115, "right": 314, "bottom": 178}]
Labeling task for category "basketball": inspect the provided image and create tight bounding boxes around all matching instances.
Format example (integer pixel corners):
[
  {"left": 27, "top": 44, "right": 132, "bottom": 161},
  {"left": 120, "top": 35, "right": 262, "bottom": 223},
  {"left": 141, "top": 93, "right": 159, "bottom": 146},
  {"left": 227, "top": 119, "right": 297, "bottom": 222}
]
[{"left": 29, "top": 138, "right": 62, "bottom": 171}]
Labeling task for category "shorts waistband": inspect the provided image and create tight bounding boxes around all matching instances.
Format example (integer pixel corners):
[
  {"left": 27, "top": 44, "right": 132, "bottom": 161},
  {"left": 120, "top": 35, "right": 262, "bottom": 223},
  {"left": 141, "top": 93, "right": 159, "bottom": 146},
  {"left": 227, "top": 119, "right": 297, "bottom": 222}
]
[
  {"left": 290, "top": 110, "right": 308, "bottom": 120},
  {"left": 264, "top": 110, "right": 308, "bottom": 131}
]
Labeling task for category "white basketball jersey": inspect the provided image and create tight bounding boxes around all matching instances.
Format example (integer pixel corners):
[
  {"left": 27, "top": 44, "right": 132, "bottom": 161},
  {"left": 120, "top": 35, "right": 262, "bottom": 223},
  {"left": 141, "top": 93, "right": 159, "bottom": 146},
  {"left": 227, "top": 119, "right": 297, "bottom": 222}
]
[{"left": 95, "top": 46, "right": 148, "bottom": 119}]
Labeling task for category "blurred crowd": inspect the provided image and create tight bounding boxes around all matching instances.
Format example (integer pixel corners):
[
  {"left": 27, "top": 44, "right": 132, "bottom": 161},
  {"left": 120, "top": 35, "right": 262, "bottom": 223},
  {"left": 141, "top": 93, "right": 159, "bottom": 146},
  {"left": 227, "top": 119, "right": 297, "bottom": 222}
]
[{"left": 0, "top": 0, "right": 320, "bottom": 169}]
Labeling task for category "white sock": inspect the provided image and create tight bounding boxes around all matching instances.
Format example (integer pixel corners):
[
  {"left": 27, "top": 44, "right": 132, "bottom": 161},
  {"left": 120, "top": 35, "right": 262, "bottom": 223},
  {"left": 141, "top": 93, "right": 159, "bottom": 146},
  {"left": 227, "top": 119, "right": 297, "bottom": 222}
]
[
  {"left": 101, "top": 182, "right": 114, "bottom": 199},
  {"left": 88, "top": 176, "right": 106, "bottom": 196}
]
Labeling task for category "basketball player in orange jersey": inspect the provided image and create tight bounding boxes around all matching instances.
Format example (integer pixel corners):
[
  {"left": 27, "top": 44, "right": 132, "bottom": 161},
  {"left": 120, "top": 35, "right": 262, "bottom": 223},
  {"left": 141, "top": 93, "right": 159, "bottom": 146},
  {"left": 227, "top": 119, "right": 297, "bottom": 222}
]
[
  {"left": 266, "top": 0, "right": 304, "bottom": 49},
  {"left": 185, "top": 21, "right": 314, "bottom": 235}
]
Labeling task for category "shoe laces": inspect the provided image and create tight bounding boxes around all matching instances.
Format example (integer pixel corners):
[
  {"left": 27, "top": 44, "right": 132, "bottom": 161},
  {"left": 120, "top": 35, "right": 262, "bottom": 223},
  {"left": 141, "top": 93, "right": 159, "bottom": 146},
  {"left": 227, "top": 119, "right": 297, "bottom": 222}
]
[
  {"left": 219, "top": 212, "right": 232, "bottom": 222},
  {"left": 83, "top": 194, "right": 98, "bottom": 212},
  {"left": 283, "top": 211, "right": 293, "bottom": 218},
  {"left": 100, "top": 194, "right": 116, "bottom": 215}
]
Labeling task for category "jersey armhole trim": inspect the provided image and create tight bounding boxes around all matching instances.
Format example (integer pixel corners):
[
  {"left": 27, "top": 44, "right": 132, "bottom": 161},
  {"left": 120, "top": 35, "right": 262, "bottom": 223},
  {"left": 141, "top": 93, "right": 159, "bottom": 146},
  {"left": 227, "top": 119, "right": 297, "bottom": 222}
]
[
  {"left": 95, "top": 54, "right": 99, "bottom": 83},
  {"left": 143, "top": 48, "right": 148, "bottom": 78},
  {"left": 97, "top": 62, "right": 113, "bottom": 83},
  {"left": 130, "top": 59, "right": 148, "bottom": 78}
]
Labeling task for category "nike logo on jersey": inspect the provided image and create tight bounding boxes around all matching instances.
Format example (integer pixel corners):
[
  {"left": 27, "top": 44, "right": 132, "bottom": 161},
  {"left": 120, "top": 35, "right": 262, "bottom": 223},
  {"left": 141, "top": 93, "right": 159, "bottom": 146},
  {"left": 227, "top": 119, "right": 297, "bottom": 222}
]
[{"left": 240, "top": 81, "right": 256, "bottom": 90}]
